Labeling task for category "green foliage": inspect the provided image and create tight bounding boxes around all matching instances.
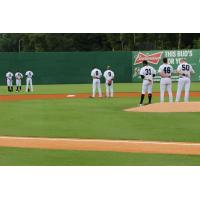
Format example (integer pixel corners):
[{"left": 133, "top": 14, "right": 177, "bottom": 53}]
[{"left": 0, "top": 33, "right": 200, "bottom": 52}]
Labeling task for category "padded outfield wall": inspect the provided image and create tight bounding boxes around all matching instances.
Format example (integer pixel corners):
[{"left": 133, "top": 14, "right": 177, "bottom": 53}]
[
  {"left": 0, "top": 52, "right": 132, "bottom": 85},
  {"left": 132, "top": 49, "right": 200, "bottom": 82},
  {"left": 0, "top": 50, "right": 199, "bottom": 85}
]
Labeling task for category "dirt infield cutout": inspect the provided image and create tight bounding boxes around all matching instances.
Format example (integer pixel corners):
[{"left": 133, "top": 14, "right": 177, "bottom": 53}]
[
  {"left": 0, "top": 136, "right": 200, "bottom": 155},
  {"left": 125, "top": 102, "right": 200, "bottom": 113}
]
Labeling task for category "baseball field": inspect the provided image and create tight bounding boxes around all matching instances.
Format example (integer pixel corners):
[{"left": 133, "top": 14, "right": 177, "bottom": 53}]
[{"left": 0, "top": 82, "right": 200, "bottom": 165}]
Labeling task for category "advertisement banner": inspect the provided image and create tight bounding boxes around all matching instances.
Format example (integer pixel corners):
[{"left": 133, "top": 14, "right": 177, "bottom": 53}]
[{"left": 132, "top": 49, "right": 200, "bottom": 82}]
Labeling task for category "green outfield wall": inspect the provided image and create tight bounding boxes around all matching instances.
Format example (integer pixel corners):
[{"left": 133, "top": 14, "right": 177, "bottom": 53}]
[
  {"left": 0, "top": 50, "right": 199, "bottom": 85},
  {"left": 0, "top": 52, "right": 132, "bottom": 85},
  {"left": 132, "top": 49, "right": 200, "bottom": 82}
]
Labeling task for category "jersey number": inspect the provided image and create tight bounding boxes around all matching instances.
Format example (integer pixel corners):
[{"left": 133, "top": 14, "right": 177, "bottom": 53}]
[
  {"left": 95, "top": 71, "right": 99, "bottom": 76},
  {"left": 108, "top": 72, "right": 111, "bottom": 77},
  {"left": 163, "top": 67, "right": 171, "bottom": 74},
  {"left": 145, "top": 69, "right": 151, "bottom": 75},
  {"left": 182, "top": 64, "right": 190, "bottom": 71}
]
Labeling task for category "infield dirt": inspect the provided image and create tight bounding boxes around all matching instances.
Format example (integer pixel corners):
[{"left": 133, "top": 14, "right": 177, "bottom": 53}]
[
  {"left": 125, "top": 102, "right": 200, "bottom": 113},
  {"left": 1, "top": 91, "right": 200, "bottom": 101},
  {"left": 0, "top": 136, "right": 200, "bottom": 156}
]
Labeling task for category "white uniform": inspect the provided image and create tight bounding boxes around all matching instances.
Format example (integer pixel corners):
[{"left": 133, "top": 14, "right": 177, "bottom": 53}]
[
  {"left": 15, "top": 72, "right": 23, "bottom": 87},
  {"left": 91, "top": 68, "right": 102, "bottom": 97},
  {"left": 6, "top": 72, "right": 13, "bottom": 87},
  {"left": 175, "top": 62, "right": 194, "bottom": 102},
  {"left": 103, "top": 70, "right": 114, "bottom": 97},
  {"left": 158, "top": 64, "right": 173, "bottom": 102},
  {"left": 140, "top": 65, "right": 156, "bottom": 94},
  {"left": 25, "top": 71, "right": 34, "bottom": 92}
]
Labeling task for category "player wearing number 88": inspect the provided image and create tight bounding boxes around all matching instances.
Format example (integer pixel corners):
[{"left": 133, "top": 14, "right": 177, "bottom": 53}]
[
  {"left": 175, "top": 59, "right": 195, "bottom": 102},
  {"left": 139, "top": 60, "right": 156, "bottom": 106},
  {"left": 158, "top": 57, "right": 173, "bottom": 102},
  {"left": 103, "top": 66, "right": 115, "bottom": 98},
  {"left": 91, "top": 66, "right": 102, "bottom": 98}
]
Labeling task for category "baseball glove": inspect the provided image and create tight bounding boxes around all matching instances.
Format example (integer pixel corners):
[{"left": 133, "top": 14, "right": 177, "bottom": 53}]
[{"left": 108, "top": 80, "right": 112, "bottom": 86}]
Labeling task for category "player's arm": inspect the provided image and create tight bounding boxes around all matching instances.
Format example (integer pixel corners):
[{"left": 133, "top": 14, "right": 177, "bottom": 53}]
[
  {"left": 152, "top": 68, "right": 156, "bottom": 77},
  {"left": 190, "top": 65, "right": 195, "bottom": 74},
  {"left": 139, "top": 69, "right": 145, "bottom": 79}
]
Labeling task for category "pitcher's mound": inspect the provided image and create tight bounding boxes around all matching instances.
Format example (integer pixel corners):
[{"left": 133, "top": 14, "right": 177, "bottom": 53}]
[{"left": 125, "top": 102, "right": 200, "bottom": 113}]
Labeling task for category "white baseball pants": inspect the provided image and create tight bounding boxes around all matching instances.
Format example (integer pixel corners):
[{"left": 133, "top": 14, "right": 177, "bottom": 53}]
[
  {"left": 160, "top": 78, "right": 173, "bottom": 102},
  {"left": 105, "top": 80, "right": 113, "bottom": 97},
  {"left": 142, "top": 80, "right": 153, "bottom": 94},
  {"left": 16, "top": 79, "right": 22, "bottom": 86},
  {"left": 176, "top": 77, "right": 190, "bottom": 102},
  {"left": 92, "top": 79, "right": 102, "bottom": 97},
  {"left": 26, "top": 78, "right": 33, "bottom": 92},
  {"left": 7, "top": 79, "right": 13, "bottom": 87}
]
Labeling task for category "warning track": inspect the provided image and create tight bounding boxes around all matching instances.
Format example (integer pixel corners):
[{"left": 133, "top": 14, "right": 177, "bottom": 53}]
[
  {"left": 0, "top": 136, "right": 200, "bottom": 155},
  {"left": 0, "top": 91, "right": 200, "bottom": 101}
]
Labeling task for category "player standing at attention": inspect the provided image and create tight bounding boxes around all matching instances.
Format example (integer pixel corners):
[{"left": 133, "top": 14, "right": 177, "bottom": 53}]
[
  {"left": 103, "top": 66, "right": 115, "bottom": 97},
  {"left": 91, "top": 66, "right": 102, "bottom": 98},
  {"left": 15, "top": 72, "right": 23, "bottom": 92},
  {"left": 25, "top": 70, "right": 34, "bottom": 92},
  {"left": 139, "top": 60, "right": 156, "bottom": 106},
  {"left": 158, "top": 57, "right": 174, "bottom": 102},
  {"left": 6, "top": 71, "right": 14, "bottom": 92},
  {"left": 175, "top": 59, "right": 195, "bottom": 102}
]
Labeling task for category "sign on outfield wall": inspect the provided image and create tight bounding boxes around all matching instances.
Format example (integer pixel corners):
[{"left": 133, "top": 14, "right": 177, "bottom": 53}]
[{"left": 132, "top": 49, "right": 200, "bottom": 82}]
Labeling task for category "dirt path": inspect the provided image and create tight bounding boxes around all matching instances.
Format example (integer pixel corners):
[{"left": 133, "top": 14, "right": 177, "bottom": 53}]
[
  {"left": 0, "top": 136, "right": 200, "bottom": 155},
  {"left": 1, "top": 91, "right": 200, "bottom": 101}
]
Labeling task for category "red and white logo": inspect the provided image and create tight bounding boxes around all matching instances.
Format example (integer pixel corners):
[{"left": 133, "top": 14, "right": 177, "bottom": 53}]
[{"left": 134, "top": 51, "right": 163, "bottom": 65}]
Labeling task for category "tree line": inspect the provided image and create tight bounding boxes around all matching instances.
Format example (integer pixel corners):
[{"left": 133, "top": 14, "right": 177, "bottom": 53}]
[{"left": 0, "top": 33, "right": 200, "bottom": 52}]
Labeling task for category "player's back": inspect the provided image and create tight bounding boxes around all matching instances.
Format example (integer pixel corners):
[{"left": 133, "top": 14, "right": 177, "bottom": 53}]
[
  {"left": 159, "top": 64, "right": 173, "bottom": 77},
  {"left": 104, "top": 70, "right": 114, "bottom": 80},
  {"left": 140, "top": 65, "right": 156, "bottom": 80},
  {"left": 26, "top": 71, "right": 33, "bottom": 78},
  {"left": 91, "top": 68, "right": 102, "bottom": 79},
  {"left": 6, "top": 72, "right": 13, "bottom": 78},
  {"left": 177, "top": 63, "right": 194, "bottom": 77}
]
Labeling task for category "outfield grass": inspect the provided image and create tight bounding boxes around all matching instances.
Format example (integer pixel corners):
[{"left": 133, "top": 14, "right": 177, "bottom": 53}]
[
  {"left": 0, "top": 147, "right": 200, "bottom": 166},
  {"left": 0, "top": 83, "right": 200, "bottom": 165},
  {"left": 0, "top": 96, "right": 200, "bottom": 142},
  {"left": 0, "top": 82, "right": 200, "bottom": 95}
]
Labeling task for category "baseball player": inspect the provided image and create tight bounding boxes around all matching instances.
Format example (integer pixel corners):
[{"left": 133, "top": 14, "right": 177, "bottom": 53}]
[
  {"left": 175, "top": 59, "right": 195, "bottom": 102},
  {"left": 158, "top": 57, "right": 174, "bottom": 102},
  {"left": 15, "top": 72, "right": 23, "bottom": 92},
  {"left": 91, "top": 66, "right": 102, "bottom": 98},
  {"left": 25, "top": 70, "right": 34, "bottom": 92},
  {"left": 103, "top": 66, "right": 115, "bottom": 97},
  {"left": 139, "top": 60, "right": 156, "bottom": 106},
  {"left": 6, "top": 71, "right": 14, "bottom": 92}
]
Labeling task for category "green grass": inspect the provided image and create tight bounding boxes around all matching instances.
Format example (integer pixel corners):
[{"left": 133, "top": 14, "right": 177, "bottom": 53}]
[
  {"left": 0, "top": 96, "right": 200, "bottom": 142},
  {"left": 0, "top": 83, "right": 200, "bottom": 166},
  {"left": 0, "top": 82, "right": 200, "bottom": 95},
  {"left": 0, "top": 147, "right": 199, "bottom": 166}
]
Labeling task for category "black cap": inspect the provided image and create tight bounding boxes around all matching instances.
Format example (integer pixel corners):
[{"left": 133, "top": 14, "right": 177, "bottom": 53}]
[
  {"left": 163, "top": 57, "right": 168, "bottom": 63},
  {"left": 143, "top": 60, "right": 148, "bottom": 66}
]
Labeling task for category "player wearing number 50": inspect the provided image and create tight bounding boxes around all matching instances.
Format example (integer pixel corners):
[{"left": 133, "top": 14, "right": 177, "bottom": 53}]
[
  {"left": 175, "top": 59, "right": 195, "bottom": 102},
  {"left": 139, "top": 60, "right": 156, "bottom": 106},
  {"left": 103, "top": 66, "right": 114, "bottom": 97},
  {"left": 91, "top": 66, "right": 102, "bottom": 98},
  {"left": 158, "top": 57, "right": 173, "bottom": 102},
  {"left": 25, "top": 70, "right": 34, "bottom": 92}
]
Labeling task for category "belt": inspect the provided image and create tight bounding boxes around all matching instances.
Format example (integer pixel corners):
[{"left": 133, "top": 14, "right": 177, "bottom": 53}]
[{"left": 161, "top": 76, "right": 171, "bottom": 78}]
